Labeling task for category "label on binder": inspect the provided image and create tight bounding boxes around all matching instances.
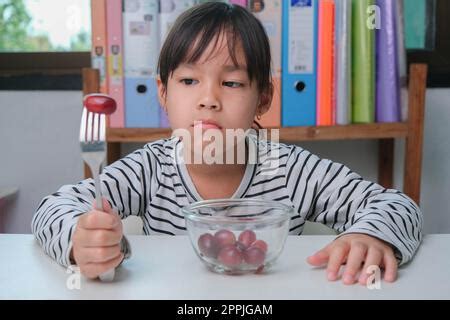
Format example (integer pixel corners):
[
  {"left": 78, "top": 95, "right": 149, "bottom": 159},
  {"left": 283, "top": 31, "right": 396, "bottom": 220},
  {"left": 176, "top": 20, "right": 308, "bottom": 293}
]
[{"left": 289, "top": 0, "right": 315, "bottom": 74}]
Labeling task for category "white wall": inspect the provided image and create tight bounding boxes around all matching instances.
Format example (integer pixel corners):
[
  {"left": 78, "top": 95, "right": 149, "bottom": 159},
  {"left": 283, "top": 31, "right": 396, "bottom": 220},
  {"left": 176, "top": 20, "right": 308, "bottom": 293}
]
[
  {"left": 409, "top": 90, "right": 450, "bottom": 234},
  {"left": 0, "top": 91, "right": 84, "bottom": 233},
  {"left": 1, "top": 89, "right": 449, "bottom": 234}
]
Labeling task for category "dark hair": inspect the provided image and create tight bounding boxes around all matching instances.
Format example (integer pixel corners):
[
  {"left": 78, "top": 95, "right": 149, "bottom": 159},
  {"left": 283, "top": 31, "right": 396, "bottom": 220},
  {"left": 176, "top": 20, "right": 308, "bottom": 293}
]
[{"left": 157, "top": 2, "right": 272, "bottom": 97}]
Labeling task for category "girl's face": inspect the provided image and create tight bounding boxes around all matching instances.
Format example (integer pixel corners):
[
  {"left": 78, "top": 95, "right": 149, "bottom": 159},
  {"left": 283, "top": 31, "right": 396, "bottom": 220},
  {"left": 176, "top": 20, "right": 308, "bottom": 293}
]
[{"left": 157, "top": 32, "right": 269, "bottom": 135}]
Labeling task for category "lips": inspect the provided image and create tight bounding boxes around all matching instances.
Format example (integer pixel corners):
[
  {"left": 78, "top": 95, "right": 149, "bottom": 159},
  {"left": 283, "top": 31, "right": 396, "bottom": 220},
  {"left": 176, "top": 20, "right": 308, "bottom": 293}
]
[{"left": 192, "top": 119, "right": 222, "bottom": 129}]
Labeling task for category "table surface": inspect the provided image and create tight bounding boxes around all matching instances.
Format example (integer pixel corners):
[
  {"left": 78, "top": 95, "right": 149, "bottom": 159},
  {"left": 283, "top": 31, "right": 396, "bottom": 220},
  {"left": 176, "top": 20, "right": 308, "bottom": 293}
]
[{"left": 1, "top": 234, "right": 449, "bottom": 300}]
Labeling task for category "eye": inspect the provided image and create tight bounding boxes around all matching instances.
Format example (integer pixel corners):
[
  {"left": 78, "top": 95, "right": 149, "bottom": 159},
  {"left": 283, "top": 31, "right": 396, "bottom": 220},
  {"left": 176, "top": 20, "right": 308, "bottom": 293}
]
[
  {"left": 180, "top": 78, "right": 198, "bottom": 85},
  {"left": 223, "top": 81, "right": 243, "bottom": 88}
]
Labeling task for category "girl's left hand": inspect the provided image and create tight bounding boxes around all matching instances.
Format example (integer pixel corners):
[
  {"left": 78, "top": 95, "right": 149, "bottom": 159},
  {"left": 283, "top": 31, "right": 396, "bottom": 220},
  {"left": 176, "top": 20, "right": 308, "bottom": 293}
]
[{"left": 306, "top": 233, "right": 398, "bottom": 285}]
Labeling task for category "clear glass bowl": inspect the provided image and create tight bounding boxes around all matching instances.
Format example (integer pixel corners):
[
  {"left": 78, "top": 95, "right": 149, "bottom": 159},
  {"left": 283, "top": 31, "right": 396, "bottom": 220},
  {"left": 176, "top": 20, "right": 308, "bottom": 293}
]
[{"left": 182, "top": 199, "right": 293, "bottom": 275}]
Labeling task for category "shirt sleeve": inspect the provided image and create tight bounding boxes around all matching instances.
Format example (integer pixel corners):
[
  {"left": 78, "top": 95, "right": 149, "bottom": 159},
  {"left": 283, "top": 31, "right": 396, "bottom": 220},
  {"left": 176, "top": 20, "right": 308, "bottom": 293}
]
[
  {"left": 286, "top": 146, "right": 423, "bottom": 265},
  {"left": 31, "top": 147, "right": 159, "bottom": 267}
]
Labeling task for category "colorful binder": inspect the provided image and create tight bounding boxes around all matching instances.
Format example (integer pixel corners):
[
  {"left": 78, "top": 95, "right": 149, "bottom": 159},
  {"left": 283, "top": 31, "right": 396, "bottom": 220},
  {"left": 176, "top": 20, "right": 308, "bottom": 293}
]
[
  {"left": 352, "top": 0, "right": 375, "bottom": 123},
  {"left": 250, "top": 0, "right": 282, "bottom": 128},
  {"left": 160, "top": 0, "right": 196, "bottom": 44},
  {"left": 396, "top": 0, "right": 408, "bottom": 122},
  {"left": 316, "top": 0, "right": 335, "bottom": 126},
  {"left": 90, "top": 0, "right": 108, "bottom": 94},
  {"left": 229, "top": 0, "right": 247, "bottom": 6},
  {"left": 376, "top": 0, "right": 400, "bottom": 123},
  {"left": 282, "top": 0, "right": 318, "bottom": 127},
  {"left": 123, "top": 0, "right": 161, "bottom": 128},
  {"left": 334, "top": 0, "right": 352, "bottom": 125},
  {"left": 106, "top": 0, "right": 125, "bottom": 128}
]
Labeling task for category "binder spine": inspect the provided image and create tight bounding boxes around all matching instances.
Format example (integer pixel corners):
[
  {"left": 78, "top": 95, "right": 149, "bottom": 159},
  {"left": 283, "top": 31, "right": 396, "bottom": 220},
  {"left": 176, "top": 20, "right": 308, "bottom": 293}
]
[
  {"left": 335, "top": 0, "right": 352, "bottom": 125},
  {"left": 351, "top": 0, "right": 375, "bottom": 123},
  {"left": 106, "top": 0, "right": 125, "bottom": 128},
  {"left": 376, "top": 0, "right": 400, "bottom": 123},
  {"left": 281, "top": 0, "right": 318, "bottom": 127}
]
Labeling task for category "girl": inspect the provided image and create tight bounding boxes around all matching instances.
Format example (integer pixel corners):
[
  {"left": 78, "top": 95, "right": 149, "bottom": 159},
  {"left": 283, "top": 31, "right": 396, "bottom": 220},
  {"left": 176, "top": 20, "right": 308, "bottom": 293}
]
[{"left": 32, "top": 2, "right": 422, "bottom": 285}]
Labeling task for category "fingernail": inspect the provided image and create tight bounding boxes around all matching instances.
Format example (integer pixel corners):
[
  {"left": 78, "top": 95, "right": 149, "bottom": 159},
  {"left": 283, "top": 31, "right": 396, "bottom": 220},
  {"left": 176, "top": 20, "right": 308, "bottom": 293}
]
[
  {"left": 327, "top": 272, "right": 336, "bottom": 281},
  {"left": 343, "top": 274, "right": 353, "bottom": 283},
  {"left": 385, "top": 273, "right": 395, "bottom": 282}
]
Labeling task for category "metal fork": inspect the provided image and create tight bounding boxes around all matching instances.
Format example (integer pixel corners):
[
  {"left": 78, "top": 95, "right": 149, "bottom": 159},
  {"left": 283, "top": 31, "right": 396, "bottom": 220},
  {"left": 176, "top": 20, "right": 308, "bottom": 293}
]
[{"left": 79, "top": 105, "right": 115, "bottom": 282}]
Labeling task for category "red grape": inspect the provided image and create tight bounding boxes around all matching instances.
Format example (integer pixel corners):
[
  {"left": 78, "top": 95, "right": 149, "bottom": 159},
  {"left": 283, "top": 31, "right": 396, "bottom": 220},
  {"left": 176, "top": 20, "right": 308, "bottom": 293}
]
[
  {"left": 197, "top": 233, "right": 219, "bottom": 258},
  {"left": 237, "top": 230, "right": 257, "bottom": 249},
  {"left": 243, "top": 247, "right": 265, "bottom": 266},
  {"left": 84, "top": 94, "right": 117, "bottom": 115},
  {"left": 214, "top": 229, "right": 236, "bottom": 248},
  {"left": 250, "top": 239, "right": 268, "bottom": 253},
  {"left": 217, "top": 245, "right": 243, "bottom": 267}
]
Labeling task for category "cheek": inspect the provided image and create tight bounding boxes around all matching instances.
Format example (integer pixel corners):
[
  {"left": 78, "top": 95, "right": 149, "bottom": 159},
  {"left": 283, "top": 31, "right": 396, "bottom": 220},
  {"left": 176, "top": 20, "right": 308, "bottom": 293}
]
[
  {"left": 165, "top": 97, "right": 193, "bottom": 128},
  {"left": 229, "top": 97, "right": 259, "bottom": 124}
]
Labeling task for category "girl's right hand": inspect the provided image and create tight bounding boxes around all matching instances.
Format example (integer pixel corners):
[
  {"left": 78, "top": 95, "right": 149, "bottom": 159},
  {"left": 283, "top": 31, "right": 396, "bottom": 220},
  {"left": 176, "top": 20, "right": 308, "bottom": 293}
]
[{"left": 70, "top": 198, "right": 124, "bottom": 279}]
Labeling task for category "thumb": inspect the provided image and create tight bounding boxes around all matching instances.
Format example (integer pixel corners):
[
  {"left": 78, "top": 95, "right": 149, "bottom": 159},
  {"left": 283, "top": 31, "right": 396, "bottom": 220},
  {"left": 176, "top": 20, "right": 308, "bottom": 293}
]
[
  {"left": 307, "top": 248, "right": 330, "bottom": 267},
  {"left": 92, "top": 198, "right": 114, "bottom": 214}
]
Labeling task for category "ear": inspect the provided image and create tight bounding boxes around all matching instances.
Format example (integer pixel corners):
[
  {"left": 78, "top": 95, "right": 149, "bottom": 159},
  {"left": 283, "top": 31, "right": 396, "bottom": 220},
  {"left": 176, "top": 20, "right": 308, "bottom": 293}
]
[
  {"left": 257, "top": 82, "right": 274, "bottom": 117},
  {"left": 156, "top": 76, "right": 167, "bottom": 113}
]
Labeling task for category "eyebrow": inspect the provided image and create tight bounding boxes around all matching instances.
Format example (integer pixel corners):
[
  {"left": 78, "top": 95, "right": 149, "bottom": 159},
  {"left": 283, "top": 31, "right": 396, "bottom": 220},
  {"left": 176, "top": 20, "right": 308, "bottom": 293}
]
[{"left": 179, "top": 63, "right": 247, "bottom": 72}]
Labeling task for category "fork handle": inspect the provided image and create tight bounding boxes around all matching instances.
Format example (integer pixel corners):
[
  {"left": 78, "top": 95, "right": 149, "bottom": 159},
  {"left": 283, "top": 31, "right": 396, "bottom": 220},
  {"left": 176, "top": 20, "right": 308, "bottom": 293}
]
[
  {"left": 93, "top": 168, "right": 103, "bottom": 211},
  {"left": 92, "top": 166, "right": 116, "bottom": 282}
]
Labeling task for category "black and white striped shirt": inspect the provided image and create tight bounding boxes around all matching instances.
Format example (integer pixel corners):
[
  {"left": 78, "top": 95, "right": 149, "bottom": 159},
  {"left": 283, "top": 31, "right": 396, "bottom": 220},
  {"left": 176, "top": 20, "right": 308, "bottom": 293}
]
[{"left": 32, "top": 135, "right": 423, "bottom": 267}]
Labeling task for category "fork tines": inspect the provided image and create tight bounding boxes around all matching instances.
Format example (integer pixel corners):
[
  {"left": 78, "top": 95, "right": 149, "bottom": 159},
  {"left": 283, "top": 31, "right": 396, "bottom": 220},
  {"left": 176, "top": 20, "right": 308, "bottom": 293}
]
[{"left": 79, "top": 107, "right": 106, "bottom": 144}]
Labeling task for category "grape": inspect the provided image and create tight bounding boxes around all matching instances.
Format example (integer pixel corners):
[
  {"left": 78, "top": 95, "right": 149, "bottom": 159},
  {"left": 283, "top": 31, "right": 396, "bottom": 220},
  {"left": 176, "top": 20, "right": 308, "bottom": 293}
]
[
  {"left": 250, "top": 239, "right": 268, "bottom": 253},
  {"left": 237, "top": 230, "right": 257, "bottom": 249},
  {"left": 84, "top": 94, "right": 117, "bottom": 115},
  {"left": 217, "top": 245, "right": 243, "bottom": 267},
  {"left": 243, "top": 247, "right": 265, "bottom": 266},
  {"left": 236, "top": 241, "right": 247, "bottom": 251},
  {"left": 214, "top": 229, "right": 236, "bottom": 248},
  {"left": 197, "top": 233, "right": 219, "bottom": 258}
]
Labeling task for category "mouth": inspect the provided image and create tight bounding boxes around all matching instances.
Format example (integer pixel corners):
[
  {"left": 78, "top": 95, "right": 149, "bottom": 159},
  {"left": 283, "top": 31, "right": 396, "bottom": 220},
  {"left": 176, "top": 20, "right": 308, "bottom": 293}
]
[{"left": 192, "top": 120, "right": 222, "bottom": 130}]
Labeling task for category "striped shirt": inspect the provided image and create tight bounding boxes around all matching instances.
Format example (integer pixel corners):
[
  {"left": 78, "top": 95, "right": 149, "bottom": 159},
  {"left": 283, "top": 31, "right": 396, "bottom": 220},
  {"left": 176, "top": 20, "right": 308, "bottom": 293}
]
[{"left": 31, "top": 135, "right": 423, "bottom": 267}]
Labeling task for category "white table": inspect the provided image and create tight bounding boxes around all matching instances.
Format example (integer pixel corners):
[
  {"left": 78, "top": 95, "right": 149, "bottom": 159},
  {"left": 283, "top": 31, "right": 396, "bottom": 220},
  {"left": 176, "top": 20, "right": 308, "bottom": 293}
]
[{"left": 0, "top": 234, "right": 449, "bottom": 300}]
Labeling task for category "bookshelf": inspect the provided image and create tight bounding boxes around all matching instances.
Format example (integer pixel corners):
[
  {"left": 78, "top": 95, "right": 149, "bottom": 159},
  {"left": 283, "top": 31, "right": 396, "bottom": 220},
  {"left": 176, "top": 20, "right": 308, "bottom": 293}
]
[{"left": 82, "top": 64, "right": 427, "bottom": 205}]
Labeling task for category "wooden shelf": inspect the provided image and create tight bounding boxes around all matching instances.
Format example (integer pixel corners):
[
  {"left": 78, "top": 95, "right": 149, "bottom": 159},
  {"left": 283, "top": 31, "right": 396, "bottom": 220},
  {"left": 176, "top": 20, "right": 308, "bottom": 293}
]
[
  {"left": 82, "top": 63, "right": 428, "bottom": 205},
  {"left": 106, "top": 122, "right": 409, "bottom": 143}
]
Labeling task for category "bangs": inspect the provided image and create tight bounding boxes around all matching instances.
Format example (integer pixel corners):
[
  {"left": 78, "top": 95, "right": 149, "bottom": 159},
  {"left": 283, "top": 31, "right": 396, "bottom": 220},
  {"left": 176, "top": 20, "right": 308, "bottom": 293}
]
[{"left": 182, "top": 27, "right": 243, "bottom": 71}]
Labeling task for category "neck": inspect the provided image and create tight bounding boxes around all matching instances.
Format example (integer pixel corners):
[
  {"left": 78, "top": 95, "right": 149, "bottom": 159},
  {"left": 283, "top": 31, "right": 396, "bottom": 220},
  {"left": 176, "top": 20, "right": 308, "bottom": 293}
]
[
  {"left": 182, "top": 138, "right": 250, "bottom": 178},
  {"left": 186, "top": 161, "right": 246, "bottom": 178}
]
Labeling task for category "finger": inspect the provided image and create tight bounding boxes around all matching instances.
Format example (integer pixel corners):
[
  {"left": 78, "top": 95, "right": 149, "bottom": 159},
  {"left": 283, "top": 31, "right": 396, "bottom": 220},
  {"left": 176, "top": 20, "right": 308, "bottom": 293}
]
[
  {"left": 75, "top": 228, "right": 123, "bottom": 247},
  {"left": 93, "top": 198, "right": 116, "bottom": 214},
  {"left": 358, "top": 248, "right": 383, "bottom": 285},
  {"left": 81, "top": 253, "right": 124, "bottom": 279},
  {"left": 382, "top": 252, "right": 398, "bottom": 283},
  {"left": 78, "top": 211, "right": 120, "bottom": 230},
  {"left": 342, "top": 243, "right": 368, "bottom": 285},
  {"left": 76, "top": 244, "right": 121, "bottom": 264},
  {"left": 307, "top": 249, "right": 330, "bottom": 267},
  {"left": 326, "top": 244, "right": 348, "bottom": 281}
]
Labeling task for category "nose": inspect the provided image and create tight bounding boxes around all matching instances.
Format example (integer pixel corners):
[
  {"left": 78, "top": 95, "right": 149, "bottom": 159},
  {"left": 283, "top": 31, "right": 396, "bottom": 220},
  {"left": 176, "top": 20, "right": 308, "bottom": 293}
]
[{"left": 197, "top": 83, "right": 222, "bottom": 111}]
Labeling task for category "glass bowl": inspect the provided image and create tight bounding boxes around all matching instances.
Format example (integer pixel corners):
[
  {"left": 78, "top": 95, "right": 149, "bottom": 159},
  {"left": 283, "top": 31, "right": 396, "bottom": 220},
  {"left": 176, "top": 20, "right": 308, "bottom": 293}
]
[{"left": 182, "top": 199, "right": 293, "bottom": 275}]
